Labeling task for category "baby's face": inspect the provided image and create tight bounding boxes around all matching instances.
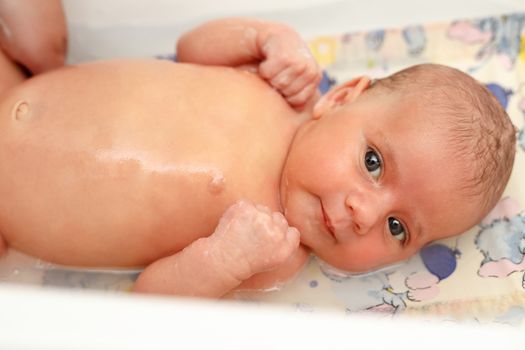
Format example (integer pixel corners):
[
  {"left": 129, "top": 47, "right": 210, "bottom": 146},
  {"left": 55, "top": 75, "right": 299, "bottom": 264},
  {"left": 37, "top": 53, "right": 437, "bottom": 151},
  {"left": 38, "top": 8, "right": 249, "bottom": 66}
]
[{"left": 280, "top": 91, "right": 484, "bottom": 272}]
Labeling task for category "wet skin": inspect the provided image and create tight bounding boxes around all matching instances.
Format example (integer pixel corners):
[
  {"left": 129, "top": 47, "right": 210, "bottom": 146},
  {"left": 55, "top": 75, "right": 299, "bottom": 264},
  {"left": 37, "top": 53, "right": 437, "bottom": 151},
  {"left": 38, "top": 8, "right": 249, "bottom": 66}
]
[
  {"left": 0, "top": 59, "right": 307, "bottom": 267},
  {"left": 0, "top": 59, "right": 486, "bottom": 275}
]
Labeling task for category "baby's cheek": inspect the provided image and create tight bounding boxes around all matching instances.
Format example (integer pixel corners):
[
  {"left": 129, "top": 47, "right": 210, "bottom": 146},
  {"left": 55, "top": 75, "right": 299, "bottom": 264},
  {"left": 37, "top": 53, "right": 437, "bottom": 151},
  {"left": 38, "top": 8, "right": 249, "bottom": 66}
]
[
  {"left": 350, "top": 246, "right": 386, "bottom": 266},
  {"left": 332, "top": 243, "right": 397, "bottom": 272}
]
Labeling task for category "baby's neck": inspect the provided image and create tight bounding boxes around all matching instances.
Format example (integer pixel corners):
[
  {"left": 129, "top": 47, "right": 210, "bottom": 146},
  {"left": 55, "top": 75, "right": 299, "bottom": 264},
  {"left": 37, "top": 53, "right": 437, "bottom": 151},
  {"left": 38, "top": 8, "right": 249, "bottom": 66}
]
[{"left": 277, "top": 113, "right": 314, "bottom": 215}]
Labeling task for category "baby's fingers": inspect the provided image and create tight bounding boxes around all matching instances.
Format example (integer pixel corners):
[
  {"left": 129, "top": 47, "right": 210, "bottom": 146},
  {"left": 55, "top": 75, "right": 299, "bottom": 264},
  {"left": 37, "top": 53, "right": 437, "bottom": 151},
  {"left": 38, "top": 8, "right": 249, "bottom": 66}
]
[
  {"left": 267, "top": 64, "right": 298, "bottom": 90},
  {"left": 286, "top": 84, "right": 318, "bottom": 108},
  {"left": 270, "top": 226, "right": 300, "bottom": 267},
  {"left": 283, "top": 66, "right": 321, "bottom": 107},
  {"left": 280, "top": 63, "right": 320, "bottom": 97},
  {"left": 264, "top": 58, "right": 321, "bottom": 108},
  {"left": 259, "top": 56, "right": 286, "bottom": 82}
]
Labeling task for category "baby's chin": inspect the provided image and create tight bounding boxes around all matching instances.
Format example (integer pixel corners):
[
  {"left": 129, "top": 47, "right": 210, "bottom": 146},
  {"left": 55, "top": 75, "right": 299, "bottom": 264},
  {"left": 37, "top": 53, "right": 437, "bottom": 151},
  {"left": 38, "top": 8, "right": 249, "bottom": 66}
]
[
  {"left": 316, "top": 255, "right": 407, "bottom": 278},
  {"left": 308, "top": 243, "right": 407, "bottom": 274},
  {"left": 315, "top": 252, "right": 404, "bottom": 275}
]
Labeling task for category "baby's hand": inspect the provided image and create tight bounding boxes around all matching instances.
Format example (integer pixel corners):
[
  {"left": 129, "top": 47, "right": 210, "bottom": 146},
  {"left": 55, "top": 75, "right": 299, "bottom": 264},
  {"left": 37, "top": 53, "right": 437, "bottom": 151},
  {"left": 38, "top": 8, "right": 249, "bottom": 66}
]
[
  {"left": 257, "top": 26, "right": 322, "bottom": 108},
  {"left": 210, "top": 200, "right": 300, "bottom": 280}
]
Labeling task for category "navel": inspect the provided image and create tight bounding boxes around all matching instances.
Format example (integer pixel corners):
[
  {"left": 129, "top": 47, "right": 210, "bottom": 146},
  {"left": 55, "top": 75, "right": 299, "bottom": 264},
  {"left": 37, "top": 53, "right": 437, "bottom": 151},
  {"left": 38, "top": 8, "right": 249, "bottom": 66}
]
[{"left": 11, "top": 100, "right": 31, "bottom": 121}]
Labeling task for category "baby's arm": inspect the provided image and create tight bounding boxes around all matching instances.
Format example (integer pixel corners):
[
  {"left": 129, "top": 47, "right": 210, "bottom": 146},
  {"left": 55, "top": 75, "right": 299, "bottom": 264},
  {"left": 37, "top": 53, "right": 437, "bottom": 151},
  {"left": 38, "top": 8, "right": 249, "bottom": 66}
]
[
  {"left": 177, "top": 18, "right": 321, "bottom": 108},
  {"left": 133, "top": 201, "right": 300, "bottom": 298},
  {"left": 0, "top": 0, "right": 67, "bottom": 74}
]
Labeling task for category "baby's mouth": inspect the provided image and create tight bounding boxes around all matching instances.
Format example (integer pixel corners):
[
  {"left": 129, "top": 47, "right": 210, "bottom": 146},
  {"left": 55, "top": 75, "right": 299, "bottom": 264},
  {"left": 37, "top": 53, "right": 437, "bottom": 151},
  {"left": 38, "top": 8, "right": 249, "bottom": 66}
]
[{"left": 320, "top": 202, "right": 336, "bottom": 239}]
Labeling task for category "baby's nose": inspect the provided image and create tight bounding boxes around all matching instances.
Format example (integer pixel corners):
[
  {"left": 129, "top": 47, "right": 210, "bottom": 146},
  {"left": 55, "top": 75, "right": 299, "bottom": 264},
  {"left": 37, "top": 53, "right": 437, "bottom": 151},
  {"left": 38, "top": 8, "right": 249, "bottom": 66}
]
[{"left": 344, "top": 192, "right": 386, "bottom": 236}]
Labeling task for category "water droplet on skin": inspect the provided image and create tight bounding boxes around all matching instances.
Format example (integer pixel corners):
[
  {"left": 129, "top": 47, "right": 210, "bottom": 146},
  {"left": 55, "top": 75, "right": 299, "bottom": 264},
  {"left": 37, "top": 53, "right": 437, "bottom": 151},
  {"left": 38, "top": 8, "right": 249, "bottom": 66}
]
[
  {"left": 35, "top": 259, "right": 54, "bottom": 269},
  {"left": 208, "top": 175, "right": 225, "bottom": 195}
]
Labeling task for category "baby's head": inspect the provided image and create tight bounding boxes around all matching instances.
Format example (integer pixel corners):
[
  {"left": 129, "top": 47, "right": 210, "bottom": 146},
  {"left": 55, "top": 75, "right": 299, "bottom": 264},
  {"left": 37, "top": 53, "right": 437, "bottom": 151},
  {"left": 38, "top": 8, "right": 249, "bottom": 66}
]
[{"left": 280, "top": 63, "right": 516, "bottom": 271}]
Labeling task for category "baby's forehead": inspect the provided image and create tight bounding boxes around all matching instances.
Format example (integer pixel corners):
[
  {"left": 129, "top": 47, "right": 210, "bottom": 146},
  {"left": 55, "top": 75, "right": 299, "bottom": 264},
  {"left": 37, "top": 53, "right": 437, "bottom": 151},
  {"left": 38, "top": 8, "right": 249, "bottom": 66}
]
[
  {"left": 367, "top": 93, "right": 451, "bottom": 135},
  {"left": 390, "top": 93, "right": 468, "bottom": 139}
]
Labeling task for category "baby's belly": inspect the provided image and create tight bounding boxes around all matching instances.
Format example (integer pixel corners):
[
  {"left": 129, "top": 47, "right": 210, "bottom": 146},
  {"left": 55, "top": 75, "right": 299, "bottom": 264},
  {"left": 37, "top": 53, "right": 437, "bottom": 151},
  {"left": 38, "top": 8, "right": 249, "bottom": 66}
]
[{"left": 0, "top": 60, "right": 296, "bottom": 267}]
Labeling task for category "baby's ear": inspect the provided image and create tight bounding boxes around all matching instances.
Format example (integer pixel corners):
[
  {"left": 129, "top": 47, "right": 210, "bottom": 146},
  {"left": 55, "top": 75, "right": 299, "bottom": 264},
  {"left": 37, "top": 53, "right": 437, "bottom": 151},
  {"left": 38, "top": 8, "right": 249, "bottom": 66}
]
[{"left": 312, "top": 76, "right": 371, "bottom": 119}]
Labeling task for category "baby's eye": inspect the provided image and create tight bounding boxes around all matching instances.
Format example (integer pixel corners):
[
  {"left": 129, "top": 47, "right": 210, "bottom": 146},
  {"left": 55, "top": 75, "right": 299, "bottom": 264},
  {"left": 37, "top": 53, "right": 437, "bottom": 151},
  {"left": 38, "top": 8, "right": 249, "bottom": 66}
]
[
  {"left": 364, "top": 148, "right": 382, "bottom": 179},
  {"left": 388, "top": 217, "right": 407, "bottom": 243}
]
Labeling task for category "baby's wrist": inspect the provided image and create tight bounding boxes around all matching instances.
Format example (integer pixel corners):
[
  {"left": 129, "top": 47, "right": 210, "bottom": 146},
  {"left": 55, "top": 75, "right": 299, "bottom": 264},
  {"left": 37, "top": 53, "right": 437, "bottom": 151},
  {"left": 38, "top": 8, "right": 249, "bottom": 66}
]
[
  {"left": 257, "top": 22, "right": 296, "bottom": 57},
  {"left": 195, "top": 235, "right": 254, "bottom": 284}
]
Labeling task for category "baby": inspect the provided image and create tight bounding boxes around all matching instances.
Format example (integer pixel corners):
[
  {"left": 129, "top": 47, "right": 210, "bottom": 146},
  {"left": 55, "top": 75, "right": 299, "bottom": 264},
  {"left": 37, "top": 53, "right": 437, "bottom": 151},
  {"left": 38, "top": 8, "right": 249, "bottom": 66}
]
[{"left": 0, "top": 16, "right": 516, "bottom": 298}]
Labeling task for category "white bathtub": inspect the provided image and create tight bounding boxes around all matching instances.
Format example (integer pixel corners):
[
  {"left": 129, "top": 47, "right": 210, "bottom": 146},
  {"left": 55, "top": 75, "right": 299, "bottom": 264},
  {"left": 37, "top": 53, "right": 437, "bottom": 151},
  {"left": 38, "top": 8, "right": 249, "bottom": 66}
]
[
  {"left": 64, "top": 0, "right": 525, "bottom": 62},
  {"left": 1, "top": 0, "right": 525, "bottom": 348}
]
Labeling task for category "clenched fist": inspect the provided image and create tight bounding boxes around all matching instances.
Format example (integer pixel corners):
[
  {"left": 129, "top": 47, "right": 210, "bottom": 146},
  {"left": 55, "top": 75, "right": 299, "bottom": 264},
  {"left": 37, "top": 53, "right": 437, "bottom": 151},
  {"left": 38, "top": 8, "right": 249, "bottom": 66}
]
[
  {"left": 210, "top": 200, "right": 300, "bottom": 281},
  {"left": 257, "top": 25, "right": 322, "bottom": 108}
]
